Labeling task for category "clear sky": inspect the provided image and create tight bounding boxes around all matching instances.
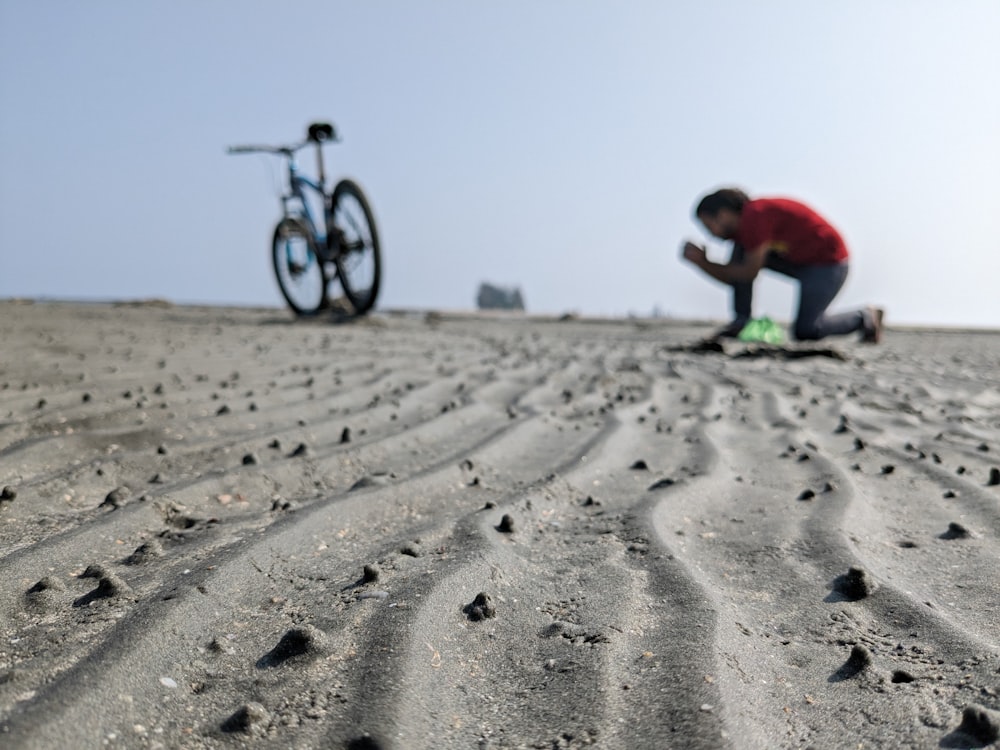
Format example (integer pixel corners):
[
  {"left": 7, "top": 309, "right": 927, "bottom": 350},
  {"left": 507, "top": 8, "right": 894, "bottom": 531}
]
[{"left": 2, "top": 1, "right": 998, "bottom": 327}]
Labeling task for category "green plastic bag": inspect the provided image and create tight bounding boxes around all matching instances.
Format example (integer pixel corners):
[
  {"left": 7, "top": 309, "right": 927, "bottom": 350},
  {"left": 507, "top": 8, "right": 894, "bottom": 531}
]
[{"left": 737, "top": 317, "right": 785, "bottom": 345}]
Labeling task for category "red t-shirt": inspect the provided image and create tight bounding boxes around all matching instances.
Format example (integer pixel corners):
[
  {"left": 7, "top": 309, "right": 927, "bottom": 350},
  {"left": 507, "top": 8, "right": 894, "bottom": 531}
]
[{"left": 735, "top": 197, "right": 848, "bottom": 264}]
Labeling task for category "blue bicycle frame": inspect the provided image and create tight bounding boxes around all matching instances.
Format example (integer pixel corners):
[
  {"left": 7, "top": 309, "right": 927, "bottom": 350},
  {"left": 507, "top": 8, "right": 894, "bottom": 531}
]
[{"left": 283, "top": 155, "right": 329, "bottom": 250}]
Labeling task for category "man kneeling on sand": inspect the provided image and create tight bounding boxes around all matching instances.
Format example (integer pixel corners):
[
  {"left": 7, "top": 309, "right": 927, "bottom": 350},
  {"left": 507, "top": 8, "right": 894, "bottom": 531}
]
[{"left": 681, "top": 187, "right": 884, "bottom": 343}]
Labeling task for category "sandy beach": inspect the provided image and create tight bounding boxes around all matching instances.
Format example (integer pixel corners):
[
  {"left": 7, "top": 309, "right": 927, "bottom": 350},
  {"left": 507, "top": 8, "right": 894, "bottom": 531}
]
[{"left": 1, "top": 300, "right": 998, "bottom": 749}]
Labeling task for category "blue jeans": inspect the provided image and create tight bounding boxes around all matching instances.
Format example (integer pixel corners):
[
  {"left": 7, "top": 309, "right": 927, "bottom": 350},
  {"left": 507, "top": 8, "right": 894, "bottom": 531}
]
[{"left": 730, "top": 244, "right": 866, "bottom": 341}]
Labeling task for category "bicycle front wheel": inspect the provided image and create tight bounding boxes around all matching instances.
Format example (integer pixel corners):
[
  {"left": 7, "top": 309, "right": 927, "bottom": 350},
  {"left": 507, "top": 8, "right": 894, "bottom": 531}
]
[
  {"left": 272, "top": 217, "right": 328, "bottom": 316},
  {"left": 330, "top": 179, "right": 381, "bottom": 314}
]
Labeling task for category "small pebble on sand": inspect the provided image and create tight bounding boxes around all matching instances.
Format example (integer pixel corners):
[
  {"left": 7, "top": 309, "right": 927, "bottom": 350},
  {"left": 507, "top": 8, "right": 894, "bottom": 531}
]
[
  {"left": 940, "top": 522, "right": 973, "bottom": 540},
  {"left": 956, "top": 704, "right": 1000, "bottom": 744},
  {"left": 125, "top": 539, "right": 165, "bottom": 565},
  {"left": 838, "top": 644, "right": 873, "bottom": 678},
  {"left": 259, "top": 625, "right": 330, "bottom": 667},
  {"left": 647, "top": 478, "right": 676, "bottom": 491},
  {"left": 100, "top": 487, "right": 130, "bottom": 509},
  {"left": 222, "top": 702, "right": 270, "bottom": 734},
  {"left": 836, "top": 566, "right": 877, "bottom": 600},
  {"left": 465, "top": 592, "right": 496, "bottom": 621}
]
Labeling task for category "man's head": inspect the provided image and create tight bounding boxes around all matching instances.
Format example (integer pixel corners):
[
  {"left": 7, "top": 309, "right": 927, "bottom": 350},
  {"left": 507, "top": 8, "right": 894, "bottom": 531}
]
[{"left": 694, "top": 188, "right": 749, "bottom": 240}]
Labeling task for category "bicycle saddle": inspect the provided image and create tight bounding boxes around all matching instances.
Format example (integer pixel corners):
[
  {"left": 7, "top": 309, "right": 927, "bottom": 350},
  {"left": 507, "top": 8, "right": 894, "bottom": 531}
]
[{"left": 307, "top": 122, "right": 337, "bottom": 142}]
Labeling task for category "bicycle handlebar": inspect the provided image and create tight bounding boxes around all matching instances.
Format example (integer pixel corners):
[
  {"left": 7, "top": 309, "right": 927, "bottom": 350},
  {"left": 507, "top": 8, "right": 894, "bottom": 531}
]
[
  {"left": 226, "top": 143, "right": 302, "bottom": 156},
  {"left": 227, "top": 137, "right": 340, "bottom": 157},
  {"left": 228, "top": 122, "right": 341, "bottom": 157}
]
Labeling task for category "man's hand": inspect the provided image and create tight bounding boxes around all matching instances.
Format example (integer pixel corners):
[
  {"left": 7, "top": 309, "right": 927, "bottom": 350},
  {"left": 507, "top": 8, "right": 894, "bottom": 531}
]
[{"left": 681, "top": 241, "right": 707, "bottom": 267}]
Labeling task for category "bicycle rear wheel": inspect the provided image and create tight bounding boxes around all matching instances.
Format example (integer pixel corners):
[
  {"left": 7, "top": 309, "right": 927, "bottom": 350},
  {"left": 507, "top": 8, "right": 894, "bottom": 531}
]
[
  {"left": 330, "top": 179, "right": 381, "bottom": 314},
  {"left": 272, "top": 217, "right": 328, "bottom": 316}
]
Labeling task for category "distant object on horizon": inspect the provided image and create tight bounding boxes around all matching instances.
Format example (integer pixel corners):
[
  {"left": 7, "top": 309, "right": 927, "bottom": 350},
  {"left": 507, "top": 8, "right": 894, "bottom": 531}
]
[{"left": 477, "top": 283, "right": 525, "bottom": 311}]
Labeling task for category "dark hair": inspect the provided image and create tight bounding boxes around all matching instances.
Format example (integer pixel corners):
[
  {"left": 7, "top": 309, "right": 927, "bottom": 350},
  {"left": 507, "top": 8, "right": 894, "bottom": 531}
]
[{"left": 695, "top": 188, "right": 750, "bottom": 218}]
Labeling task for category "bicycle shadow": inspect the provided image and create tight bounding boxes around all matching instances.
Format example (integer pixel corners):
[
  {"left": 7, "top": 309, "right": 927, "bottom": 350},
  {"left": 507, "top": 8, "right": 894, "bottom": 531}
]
[{"left": 259, "top": 298, "right": 382, "bottom": 327}]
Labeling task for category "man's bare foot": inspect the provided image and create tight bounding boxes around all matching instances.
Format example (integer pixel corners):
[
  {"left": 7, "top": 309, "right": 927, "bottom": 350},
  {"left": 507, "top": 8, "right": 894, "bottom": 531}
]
[{"left": 861, "top": 307, "right": 884, "bottom": 344}]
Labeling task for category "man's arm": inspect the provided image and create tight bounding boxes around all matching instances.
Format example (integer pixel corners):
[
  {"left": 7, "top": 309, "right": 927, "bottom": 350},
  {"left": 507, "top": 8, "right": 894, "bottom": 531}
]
[{"left": 681, "top": 241, "right": 768, "bottom": 284}]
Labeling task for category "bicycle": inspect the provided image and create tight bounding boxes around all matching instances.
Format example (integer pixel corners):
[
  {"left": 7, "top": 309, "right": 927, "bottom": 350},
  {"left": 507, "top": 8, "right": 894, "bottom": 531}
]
[{"left": 227, "top": 122, "right": 382, "bottom": 316}]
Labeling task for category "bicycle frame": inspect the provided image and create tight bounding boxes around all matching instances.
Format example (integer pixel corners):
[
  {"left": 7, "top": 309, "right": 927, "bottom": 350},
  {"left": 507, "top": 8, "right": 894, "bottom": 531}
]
[{"left": 282, "top": 154, "right": 329, "bottom": 250}]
